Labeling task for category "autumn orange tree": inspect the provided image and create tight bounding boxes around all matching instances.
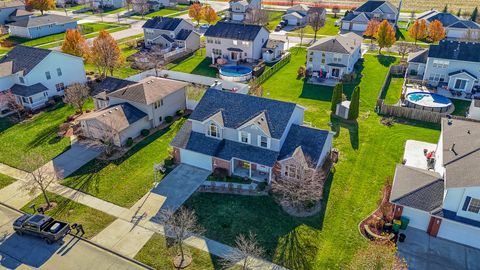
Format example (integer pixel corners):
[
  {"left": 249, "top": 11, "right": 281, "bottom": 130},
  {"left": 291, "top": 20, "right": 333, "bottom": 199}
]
[
  {"left": 202, "top": 5, "right": 218, "bottom": 24},
  {"left": 27, "top": 0, "right": 55, "bottom": 15},
  {"left": 61, "top": 29, "right": 89, "bottom": 58},
  {"left": 189, "top": 3, "right": 203, "bottom": 25},
  {"left": 375, "top": 20, "right": 396, "bottom": 54},
  {"left": 427, "top": 20, "right": 446, "bottom": 42},
  {"left": 408, "top": 19, "right": 427, "bottom": 44},
  {"left": 364, "top": 19, "right": 380, "bottom": 44},
  {"left": 90, "top": 30, "right": 123, "bottom": 77}
]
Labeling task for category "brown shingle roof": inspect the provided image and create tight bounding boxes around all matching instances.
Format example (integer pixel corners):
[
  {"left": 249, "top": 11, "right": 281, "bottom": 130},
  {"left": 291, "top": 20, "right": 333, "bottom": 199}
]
[{"left": 108, "top": 76, "right": 188, "bottom": 105}]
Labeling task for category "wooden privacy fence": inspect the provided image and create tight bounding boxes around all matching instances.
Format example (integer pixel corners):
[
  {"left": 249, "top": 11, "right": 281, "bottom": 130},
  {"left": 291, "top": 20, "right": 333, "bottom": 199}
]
[{"left": 250, "top": 52, "right": 291, "bottom": 88}]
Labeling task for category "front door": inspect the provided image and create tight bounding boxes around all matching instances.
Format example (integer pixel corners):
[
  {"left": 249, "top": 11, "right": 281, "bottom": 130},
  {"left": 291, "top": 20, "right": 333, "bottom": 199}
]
[
  {"left": 231, "top": 52, "right": 239, "bottom": 61},
  {"left": 332, "top": 68, "right": 340, "bottom": 78}
]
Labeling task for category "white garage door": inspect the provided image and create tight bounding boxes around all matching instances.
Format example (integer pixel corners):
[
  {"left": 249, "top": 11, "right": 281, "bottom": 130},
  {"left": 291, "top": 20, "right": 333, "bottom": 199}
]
[
  {"left": 352, "top": 23, "right": 367, "bottom": 32},
  {"left": 437, "top": 219, "right": 480, "bottom": 249},
  {"left": 180, "top": 149, "right": 212, "bottom": 171},
  {"left": 401, "top": 207, "right": 430, "bottom": 231}
]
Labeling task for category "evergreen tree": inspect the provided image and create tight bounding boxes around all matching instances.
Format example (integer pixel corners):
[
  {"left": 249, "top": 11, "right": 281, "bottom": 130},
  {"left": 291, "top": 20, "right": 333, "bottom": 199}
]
[
  {"left": 456, "top": 9, "right": 462, "bottom": 17},
  {"left": 331, "top": 83, "right": 343, "bottom": 112},
  {"left": 348, "top": 86, "right": 360, "bottom": 120},
  {"left": 443, "top": 4, "right": 448, "bottom": 13},
  {"left": 472, "top": 7, "right": 478, "bottom": 22}
]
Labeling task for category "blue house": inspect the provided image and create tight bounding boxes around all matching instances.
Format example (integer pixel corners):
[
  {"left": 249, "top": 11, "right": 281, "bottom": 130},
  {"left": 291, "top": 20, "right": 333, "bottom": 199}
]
[{"left": 7, "top": 14, "right": 77, "bottom": 39}]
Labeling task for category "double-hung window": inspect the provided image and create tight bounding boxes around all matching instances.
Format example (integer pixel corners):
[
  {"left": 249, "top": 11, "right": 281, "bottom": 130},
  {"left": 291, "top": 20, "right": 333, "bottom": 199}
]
[
  {"left": 467, "top": 198, "right": 480, "bottom": 214},
  {"left": 57, "top": 68, "right": 62, "bottom": 76},
  {"left": 258, "top": 135, "right": 269, "bottom": 148},
  {"left": 45, "top": 71, "right": 51, "bottom": 80},
  {"left": 208, "top": 123, "right": 219, "bottom": 138},
  {"left": 239, "top": 131, "right": 250, "bottom": 144}
]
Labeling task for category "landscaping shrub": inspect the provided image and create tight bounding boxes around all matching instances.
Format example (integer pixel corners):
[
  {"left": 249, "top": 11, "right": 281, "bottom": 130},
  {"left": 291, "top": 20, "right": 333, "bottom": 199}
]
[
  {"left": 297, "top": 66, "right": 306, "bottom": 78},
  {"left": 257, "top": 182, "right": 267, "bottom": 191},
  {"left": 212, "top": 168, "right": 229, "bottom": 179},
  {"left": 126, "top": 137, "right": 133, "bottom": 147},
  {"left": 176, "top": 110, "right": 184, "bottom": 116},
  {"left": 66, "top": 115, "right": 75, "bottom": 122},
  {"left": 380, "top": 116, "right": 395, "bottom": 127},
  {"left": 164, "top": 158, "right": 174, "bottom": 167},
  {"left": 141, "top": 129, "right": 150, "bottom": 136},
  {"left": 165, "top": 116, "right": 174, "bottom": 123},
  {"left": 45, "top": 99, "right": 56, "bottom": 107},
  {"left": 53, "top": 96, "right": 63, "bottom": 103}
]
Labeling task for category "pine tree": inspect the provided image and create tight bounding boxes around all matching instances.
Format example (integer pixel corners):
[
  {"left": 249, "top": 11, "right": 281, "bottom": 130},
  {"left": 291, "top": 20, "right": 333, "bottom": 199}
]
[
  {"left": 472, "top": 7, "right": 478, "bottom": 22},
  {"left": 348, "top": 86, "right": 360, "bottom": 120},
  {"left": 456, "top": 9, "right": 462, "bottom": 17},
  {"left": 331, "top": 83, "right": 343, "bottom": 112},
  {"left": 375, "top": 20, "right": 396, "bottom": 54},
  {"left": 443, "top": 4, "right": 448, "bottom": 13}
]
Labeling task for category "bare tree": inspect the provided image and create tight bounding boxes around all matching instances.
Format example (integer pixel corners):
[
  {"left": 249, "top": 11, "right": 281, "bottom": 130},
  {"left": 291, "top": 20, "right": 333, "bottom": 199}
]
[
  {"left": 64, "top": 83, "right": 90, "bottom": 114},
  {"left": 133, "top": 0, "right": 149, "bottom": 18},
  {"left": 395, "top": 41, "right": 413, "bottom": 61},
  {"left": 331, "top": 5, "right": 340, "bottom": 18},
  {"left": 0, "top": 90, "right": 24, "bottom": 120},
  {"left": 462, "top": 29, "right": 480, "bottom": 42},
  {"left": 307, "top": 8, "right": 326, "bottom": 42},
  {"left": 162, "top": 207, "right": 204, "bottom": 269},
  {"left": 245, "top": 9, "right": 269, "bottom": 25},
  {"left": 221, "top": 232, "right": 265, "bottom": 270},
  {"left": 298, "top": 26, "right": 306, "bottom": 46},
  {"left": 125, "top": 0, "right": 132, "bottom": 11},
  {"left": 22, "top": 153, "right": 62, "bottom": 209}
]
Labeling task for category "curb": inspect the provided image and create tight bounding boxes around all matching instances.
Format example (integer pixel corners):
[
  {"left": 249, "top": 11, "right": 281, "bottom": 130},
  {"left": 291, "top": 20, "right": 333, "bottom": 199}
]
[{"left": 0, "top": 202, "right": 154, "bottom": 270}]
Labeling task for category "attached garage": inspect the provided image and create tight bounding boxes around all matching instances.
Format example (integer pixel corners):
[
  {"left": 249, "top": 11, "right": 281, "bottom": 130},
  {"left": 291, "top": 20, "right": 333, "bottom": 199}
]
[
  {"left": 401, "top": 206, "right": 431, "bottom": 231},
  {"left": 351, "top": 23, "right": 367, "bottom": 32},
  {"left": 180, "top": 149, "right": 213, "bottom": 171},
  {"left": 437, "top": 219, "right": 480, "bottom": 249}
]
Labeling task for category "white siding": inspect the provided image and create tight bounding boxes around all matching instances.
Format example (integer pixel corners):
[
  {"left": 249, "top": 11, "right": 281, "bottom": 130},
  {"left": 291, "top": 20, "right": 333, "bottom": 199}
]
[
  {"left": 180, "top": 149, "right": 212, "bottom": 170},
  {"left": 437, "top": 218, "right": 480, "bottom": 249},
  {"left": 401, "top": 206, "right": 431, "bottom": 231}
]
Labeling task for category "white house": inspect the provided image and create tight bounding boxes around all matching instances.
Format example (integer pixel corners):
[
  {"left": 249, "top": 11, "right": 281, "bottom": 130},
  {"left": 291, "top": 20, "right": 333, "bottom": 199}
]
[
  {"left": 133, "top": 0, "right": 175, "bottom": 13},
  {"left": 0, "top": 45, "right": 86, "bottom": 113},
  {"left": 340, "top": 0, "right": 400, "bottom": 32},
  {"left": 228, "top": 0, "right": 261, "bottom": 22},
  {"left": 142, "top": 16, "right": 200, "bottom": 51},
  {"left": 390, "top": 118, "right": 480, "bottom": 249},
  {"left": 416, "top": 10, "right": 480, "bottom": 40},
  {"left": 467, "top": 99, "right": 480, "bottom": 120},
  {"left": 7, "top": 14, "right": 77, "bottom": 39},
  {"left": 306, "top": 32, "right": 363, "bottom": 80},
  {"left": 93, "top": 0, "right": 125, "bottom": 9},
  {"left": 282, "top": 5, "right": 326, "bottom": 27},
  {"left": 204, "top": 21, "right": 270, "bottom": 63},
  {"left": 171, "top": 89, "right": 334, "bottom": 183},
  {"left": 78, "top": 76, "right": 188, "bottom": 146},
  {"left": 406, "top": 40, "right": 480, "bottom": 95},
  {"left": 0, "top": 0, "right": 25, "bottom": 25}
]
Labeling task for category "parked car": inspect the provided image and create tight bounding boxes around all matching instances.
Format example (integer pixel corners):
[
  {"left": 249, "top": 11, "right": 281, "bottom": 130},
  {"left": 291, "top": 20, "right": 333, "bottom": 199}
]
[
  {"left": 275, "top": 25, "right": 282, "bottom": 32},
  {"left": 13, "top": 214, "right": 71, "bottom": 244}
]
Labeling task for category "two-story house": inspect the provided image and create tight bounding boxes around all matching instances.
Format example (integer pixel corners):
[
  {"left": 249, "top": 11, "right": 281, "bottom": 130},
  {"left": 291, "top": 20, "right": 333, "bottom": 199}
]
[
  {"left": 407, "top": 40, "right": 480, "bottom": 95},
  {"left": 170, "top": 89, "right": 334, "bottom": 183},
  {"left": 416, "top": 10, "right": 480, "bottom": 40},
  {"left": 340, "top": 0, "right": 400, "bottom": 32},
  {"left": 390, "top": 118, "right": 480, "bottom": 249},
  {"left": 7, "top": 14, "right": 77, "bottom": 39},
  {"left": 306, "top": 32, "right": 363, "bottom": 79},
  {"left": 228, "top": 0, "right": 261, "bottom": 22},
  {"left": 142, "top": 16, "right": 200, "bottom": 51},
  {"left": 92, "top": 0, "right": 125, "bottom": 9},
  {"left": 204, "top": 21, "right": 270, "bottom": 63},
  {"left": 78, "top": 76, "right": 188, "bottom": 146},
  {"left": 282, "top": 4, "right": 310, "bottom": 26},
  {"left": 0, "top": 45, "right": 86, "bottom": 114},
  {"left": 0, "top": 0, "right": 25, "bottom": 25}
]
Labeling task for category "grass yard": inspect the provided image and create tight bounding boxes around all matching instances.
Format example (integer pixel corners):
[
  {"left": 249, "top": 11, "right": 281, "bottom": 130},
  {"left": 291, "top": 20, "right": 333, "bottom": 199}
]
[
  {"left": 62, "top": 118, "right": 186, "bottom": 208},
  {"left": 183, "top": 48, "right": 440, "bottom": 269},
  {"left": 143, "top": 8, "right": 182, "bottom": 18},
  {"left": 166, "top": 48, "right": 217, "bottom": 78},
  {"left": 291, "top": 15, "right": 340, "bottom": 37},
  {"left": 383, "top": 77, "right": 404, "bottom": 105},
  {"left": 0, "top": 104, "right": 80, "bottom": 171},
  {"left": 84, "top": 42, "right": 141, "bottom": 78},
  {"left": 20, "top": 192, "right": 116, "bottom": 239},
  {"left": 134, "top": 233, "right": 222, "bottom": 270},
  {"left": 265, "top": 10, "right": 285, "bottom": 31},
  {"left": 0, "top": 173, "right": 16, "bottom": 190}
]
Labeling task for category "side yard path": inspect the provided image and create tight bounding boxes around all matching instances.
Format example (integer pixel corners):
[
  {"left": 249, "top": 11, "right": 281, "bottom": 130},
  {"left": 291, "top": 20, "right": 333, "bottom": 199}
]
[{"left": 0, "top": 162, "right": 286, "bottom": 269}]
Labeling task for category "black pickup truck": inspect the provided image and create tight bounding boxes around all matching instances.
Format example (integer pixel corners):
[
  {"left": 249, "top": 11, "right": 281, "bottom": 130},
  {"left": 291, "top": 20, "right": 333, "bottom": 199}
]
[{"left": 13, "top": 214, "right": 71, "bottom": 244}]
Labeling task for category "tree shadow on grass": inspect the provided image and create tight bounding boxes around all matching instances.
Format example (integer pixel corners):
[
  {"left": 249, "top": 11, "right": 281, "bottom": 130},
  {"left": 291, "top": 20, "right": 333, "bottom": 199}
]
[
  {"left": 330, "top": 115, "right": 359, "bottom": 150},
  {"left": 376, "top": 55, "right": 397, "bottom": 67},
  {"left": 191, "top": 58, "right": 217, "bottom": 78}
]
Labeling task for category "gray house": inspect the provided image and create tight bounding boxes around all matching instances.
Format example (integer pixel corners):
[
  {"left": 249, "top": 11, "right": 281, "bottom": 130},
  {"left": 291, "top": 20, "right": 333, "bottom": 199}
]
[
  {"left": 407, "top": 40, "right": 480, "bottom": 95},
  {"left": 142, "top": 16, "right": 200, "bottom": 51},
  {"left": 228, "top": 0, "right": 261, "bottom": 22},
  {"left": 416, "top": 10, "right": 480, "bottom": 40},
  {"left": 0, "top": 0, "right": 25, "bottom": 25},
  {"left": 171, "top": 89, "right": 334, "bottom": 183},
  {"left": 340, "top": 0, "right": 400, "bottom": 32},
  {"left": 306, "top": 32, "right": 363, "bottom": 79},
  {"left": 7, "top": 14, "right": 77, "bottom": 39},
  {"left": 282, "top": 4, "right": 310, "bottom": 26}
]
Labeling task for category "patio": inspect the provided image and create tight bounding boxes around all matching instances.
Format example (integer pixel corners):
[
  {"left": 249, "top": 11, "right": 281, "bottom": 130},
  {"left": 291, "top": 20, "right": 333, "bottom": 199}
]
[
  {"left": 402, "top": 140, "right": 437, "bottom": 170},
  {"left": 307, "top": 76, "right": 339, "bottom": 87}
]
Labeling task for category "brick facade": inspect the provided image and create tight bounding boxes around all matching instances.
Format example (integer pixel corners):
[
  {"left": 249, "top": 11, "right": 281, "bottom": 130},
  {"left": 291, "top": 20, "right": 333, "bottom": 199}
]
[{"left": 212, "top": 158, "right": 231, "bottom": 175}]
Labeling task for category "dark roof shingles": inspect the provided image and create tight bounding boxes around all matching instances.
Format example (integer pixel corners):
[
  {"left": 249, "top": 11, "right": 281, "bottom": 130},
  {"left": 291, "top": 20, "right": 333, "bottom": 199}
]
[
  {"left": 10, "top": 83, "right": 47, "bottom": 97},
  {"left": 204, "top": 22, "right": 265, "bottom": 41},
  {"left": 142, "top": 16, "right": 182, "bottom": 30},
  {"left": 0, "top": 45, "right": 51, "bottom": 75},
  {"left": 428, "top": 40, "right": 480, "bottom": 63}
]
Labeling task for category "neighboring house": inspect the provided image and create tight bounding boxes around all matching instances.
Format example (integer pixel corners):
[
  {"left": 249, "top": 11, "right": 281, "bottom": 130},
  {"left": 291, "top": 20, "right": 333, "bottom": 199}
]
[
  {"left": 0, "top": 0, "right": 25, "bottom": 25},
  {"left": 467, "top": 99, "right": 480, "bottom": 120},
  {"left": 142, "top": 16, "right": 200, "bottom": 51},
  {"left": 93, "top": 0, "right": 125, "bottom": 9},
  {"left": 204, "top": 21, "right": 270, "bottom": 62},
  {"left": 170, "top": 89, "right": 334, "bottom": 183},
  {"left": 406, "top": 40, "right": 480, "bottom": 94},
  {"left": 7, "top": 14, "right": 77, "bottom": 39},
  {"left": 390, "top": 118, "right": 480, "bottom": 249},
  {"left": 340, "top": 0, "right": 400, "bottom": 32},
  {"left": 262, "top": 39, "right": 285, "bottom": 63},
  {"left": 8, "top": 9, "right": 32, "bottom": 23},
  {"left": 80, "top": 76, "right": 188, "bottom": 146},
  {"left": 282, "top": 4, "right": 310, "bottom": 26},
  {"left": 228, "top": 0, "right": 261, "bottom": 22},
  {"left": 0, "top": 45, "right": 86, "bottom": 112},
  {"left": 306, "top": 32, "right": 363, "bottom": 79},
  {"left": 416, "top": 10, "right": 480, "bottom": 40},
  {"left": 133, "top": 0, "right": 175, "bottom": 13}
]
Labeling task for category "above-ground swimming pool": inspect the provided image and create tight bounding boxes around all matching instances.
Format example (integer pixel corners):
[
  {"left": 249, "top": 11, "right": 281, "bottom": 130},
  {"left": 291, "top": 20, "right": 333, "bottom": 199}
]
[
  {"left": 219, "top": 65, "right": 252, "bottom": 82},
  {"left": 405, "top": 92, "right": 453, "bottom": 113}
]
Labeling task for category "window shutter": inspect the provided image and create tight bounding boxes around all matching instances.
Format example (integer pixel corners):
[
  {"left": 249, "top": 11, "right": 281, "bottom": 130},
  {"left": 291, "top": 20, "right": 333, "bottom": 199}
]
[{"left": 462, "top": 196, "right": 472, "bottom": 211}]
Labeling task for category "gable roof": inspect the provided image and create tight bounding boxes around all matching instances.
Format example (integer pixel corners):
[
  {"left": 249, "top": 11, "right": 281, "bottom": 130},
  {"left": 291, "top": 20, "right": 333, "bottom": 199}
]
[
  {"left": 278, "top": 124, "right": 330, "bottom": 167},
  {"left": 341, "top": 12, "right": 371, "bottom": 22},
  {"left": 142, "top": 16, "right": 183, "bottom": 30},
  {"left": 441, "top": 118, "right": 480, "bottom": 188},
  {"left": 428, "top": 40, "right": 480, "bottom": 63},
  {"left": 7, "top": 14, "right": 75, "bottom": 28},
  {"left": 0, "top": 45, "right": 51, "bottom": 76},
  {"left": 10, "top": 83, "right": 48, "bottom": 97},
  {"left": 283, "top": 11, "right": 305, "bottom": 19},
  {"left": 448, "top": 70, "right": 477, "bottom": 79},
  {"left": 308, "top": 32, "right": 362, "bottom": 54},
  {"left": 204, "top": 22, "right": 267, "bottom": 41},
  {"left": 287, "top": 4, "right": 309, "bottom": 13},
  {"left": 0, "top": 1, "right": 24, "bottom": 8},
  {"left": 418, "top": 11, "right": 459, "bottom": 26},
  {"left": 91, "top": 76, "right": 136, "bottom": 97},
  {"left": 77, "top": 103, "right": 148, "bottom": 132},
  {"left": 407, "top": 48, "right": 429, "bottom": 63},
  {"left": 9, "top": 9, "right": 32, "bottom": 17},
  {"left": 355, "top": 0, "right": 391, "bottom": 13},
  {"left": 108, "top": 76, "right": 188, "bottom": 105},
  {"left": 391, "top": 164, "right": 444, "bottom": 212},
  {"left": 175, "top": 29, "right": 193, "bottom": 40},
  {"left": 189, "top": 89, "right": 297, "bottom": 139}
]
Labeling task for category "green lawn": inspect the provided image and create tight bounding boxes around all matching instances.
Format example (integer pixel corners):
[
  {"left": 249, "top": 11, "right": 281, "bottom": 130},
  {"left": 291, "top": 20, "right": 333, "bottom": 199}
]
[
  {"left": 0, "top": 104, "right": 79, "bottom": 171},
  {"left": 183, "top": 48, "right": 440, "bottom": 268},
  {"left": 291, "top": 15, "right": 340, "bottom": 36},
  {"left": 145, "top": 8, "right": 182, "bottom": 18},
  {"left": 62, "top": 118, "right": 185, "bottom": 208},
  {"left": 265, "top": 10, "right": 285, "bottom": 31},
  {"left": 0, "top": 173, "right": 16, "bottom": 189},
  {"left": 20, "top": 192, "right": 116, "bottom": 239},
  {"left": 135, "top": 233, "right": 222, "bottom": 270},
  {"left": 383, "top": 77, "right": 404, "bottom": 105},
  {"left": 166, "top": 48, "right": 217, "bottom": 78},
  {"left": 84, "top": 42, "right": 141, "bottom": 78}
]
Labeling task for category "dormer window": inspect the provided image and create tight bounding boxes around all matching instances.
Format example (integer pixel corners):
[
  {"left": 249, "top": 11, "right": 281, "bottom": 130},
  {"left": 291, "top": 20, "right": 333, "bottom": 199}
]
[
  {"left": 239, "top": 131, "right": 250, "bottom": 144},
  {"left": 208, "top": 123, "right": 219, "bottom": 138},
  {"left": 258, "top": 135, "right": 270, "bottom": 148}
]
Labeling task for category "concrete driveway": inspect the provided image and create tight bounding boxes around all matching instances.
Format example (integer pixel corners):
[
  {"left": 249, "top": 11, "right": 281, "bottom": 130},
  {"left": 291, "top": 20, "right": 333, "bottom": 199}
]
[
  {"left": 0, "top": 205, "right": 145, "bottom": 270},
  {"left": 150, "top": 164, "right": 210, "bottom": 222},
  {"left": 46, "top": 142, "right": 102, "bottom": 178},
  {"left": 398, "top": 227, "right": 480, "bottom": 270}
]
